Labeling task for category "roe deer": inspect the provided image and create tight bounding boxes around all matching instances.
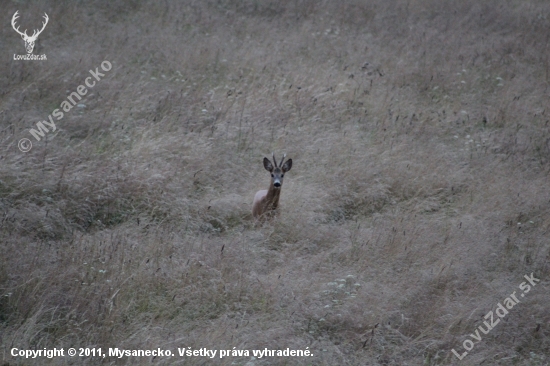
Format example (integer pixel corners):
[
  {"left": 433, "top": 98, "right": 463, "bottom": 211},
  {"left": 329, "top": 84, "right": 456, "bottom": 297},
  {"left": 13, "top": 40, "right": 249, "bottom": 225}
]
[{"left": 252, "top": 153, "right": 292, "bottom": 220}]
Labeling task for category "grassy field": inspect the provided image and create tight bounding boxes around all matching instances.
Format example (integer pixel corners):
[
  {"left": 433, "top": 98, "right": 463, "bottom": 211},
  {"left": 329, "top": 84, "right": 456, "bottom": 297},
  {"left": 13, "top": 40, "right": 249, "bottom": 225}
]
[{"left": 1, "top": 0, "right": 549, "bottom": 365}]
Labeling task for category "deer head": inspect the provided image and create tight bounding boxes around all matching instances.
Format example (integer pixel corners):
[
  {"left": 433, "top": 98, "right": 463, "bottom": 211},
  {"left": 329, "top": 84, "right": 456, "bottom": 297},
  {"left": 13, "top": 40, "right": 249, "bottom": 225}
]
[
  {"left": 12, "top": 11, "right": 49, "bottom": 54},
  {"left": 263, "top": 153, "right": 292, "bottom": 189}
]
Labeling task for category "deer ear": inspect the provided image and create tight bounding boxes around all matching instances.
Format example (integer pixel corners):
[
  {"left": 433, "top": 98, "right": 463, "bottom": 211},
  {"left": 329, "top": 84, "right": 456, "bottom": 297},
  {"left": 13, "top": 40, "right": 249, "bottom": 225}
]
[
  {"left": 263, "top": 157, "right": 274, "bottom": 172},
  {"left": 282, "top": 159, "right": 292, "bottom": 172}
]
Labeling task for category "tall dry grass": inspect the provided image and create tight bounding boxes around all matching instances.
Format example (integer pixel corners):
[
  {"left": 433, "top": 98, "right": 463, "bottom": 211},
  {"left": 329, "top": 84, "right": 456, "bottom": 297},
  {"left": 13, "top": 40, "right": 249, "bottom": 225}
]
[{"left": 1, "top": 0, "right": 549, "bottom": 365}]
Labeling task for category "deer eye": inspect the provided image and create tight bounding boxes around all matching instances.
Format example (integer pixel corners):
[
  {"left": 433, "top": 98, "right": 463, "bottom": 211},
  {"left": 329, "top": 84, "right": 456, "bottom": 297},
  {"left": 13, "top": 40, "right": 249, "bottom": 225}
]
[
  {"left": 271, "top": 174, "right": 274, "bottom": 177},
  {"left": 281, "top": 174, "right": 284, "bottom": 177}
]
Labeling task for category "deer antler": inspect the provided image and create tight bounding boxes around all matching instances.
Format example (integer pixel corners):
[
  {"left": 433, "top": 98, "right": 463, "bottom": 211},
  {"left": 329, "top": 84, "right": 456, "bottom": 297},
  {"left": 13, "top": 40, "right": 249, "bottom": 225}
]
[
  {"left": 272, "top": 152, "right": 277, "bottom": 168},
  {"left": 279, "top": 153, "right": 286, "bottom": 168},
  {"left": 11, "top": 11, "right": 28, "bottom": 38},
  {"left": 30, "top": 13, "right": 49, "bottom": 40}
]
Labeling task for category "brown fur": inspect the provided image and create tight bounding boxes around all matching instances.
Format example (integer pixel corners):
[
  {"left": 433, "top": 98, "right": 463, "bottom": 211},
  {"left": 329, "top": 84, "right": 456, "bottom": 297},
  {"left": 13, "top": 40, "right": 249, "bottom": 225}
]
[{"left": 252, "top": 154, "right": 292, "bottom": 220}]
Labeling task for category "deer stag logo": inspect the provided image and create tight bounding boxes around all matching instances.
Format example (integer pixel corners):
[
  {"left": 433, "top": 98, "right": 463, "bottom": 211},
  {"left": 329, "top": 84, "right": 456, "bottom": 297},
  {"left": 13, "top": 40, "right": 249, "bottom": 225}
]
[{"left": 11, "top": 11, "right": 49, "bottom": 54}]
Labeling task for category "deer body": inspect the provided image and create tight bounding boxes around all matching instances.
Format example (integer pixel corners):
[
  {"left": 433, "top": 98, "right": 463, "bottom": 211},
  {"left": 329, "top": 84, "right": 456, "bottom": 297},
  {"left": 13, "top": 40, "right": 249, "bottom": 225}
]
[{"left": 252, "top": 153, "right": 292, "bottom": 220}]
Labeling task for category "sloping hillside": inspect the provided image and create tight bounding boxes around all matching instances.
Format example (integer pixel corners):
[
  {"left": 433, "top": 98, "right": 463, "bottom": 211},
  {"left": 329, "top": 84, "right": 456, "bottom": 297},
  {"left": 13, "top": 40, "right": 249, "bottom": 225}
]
[{"left": 1, "top": 1, "right": 549, "bottom": 365}]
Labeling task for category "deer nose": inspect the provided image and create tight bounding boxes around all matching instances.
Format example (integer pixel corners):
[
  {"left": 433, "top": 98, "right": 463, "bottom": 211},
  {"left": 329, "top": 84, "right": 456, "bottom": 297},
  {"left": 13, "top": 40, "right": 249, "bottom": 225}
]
[{"left": 273, "top": 181, "right": 281, "bottom": 188}]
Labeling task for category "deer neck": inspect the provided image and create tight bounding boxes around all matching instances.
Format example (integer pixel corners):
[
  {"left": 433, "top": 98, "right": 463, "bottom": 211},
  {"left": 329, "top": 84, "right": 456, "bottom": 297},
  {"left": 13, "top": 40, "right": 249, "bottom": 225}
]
[{"left": 265, "top": 184, "right": 282, "bottom": 209}]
